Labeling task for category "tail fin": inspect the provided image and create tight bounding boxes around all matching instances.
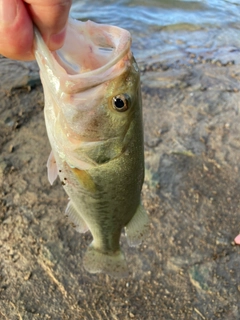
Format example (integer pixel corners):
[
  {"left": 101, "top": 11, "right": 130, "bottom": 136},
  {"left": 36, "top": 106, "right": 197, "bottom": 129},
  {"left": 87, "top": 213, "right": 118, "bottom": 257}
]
[{"left": 83, "top": 245, "right": 129, "bottom": 278}]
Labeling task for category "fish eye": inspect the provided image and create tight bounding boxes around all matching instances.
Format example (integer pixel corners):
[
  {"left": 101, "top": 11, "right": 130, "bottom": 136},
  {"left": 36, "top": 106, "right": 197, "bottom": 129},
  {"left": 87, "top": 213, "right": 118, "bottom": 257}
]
[{"left": 112, "top": 94, "right": 130, "bottom": 112}]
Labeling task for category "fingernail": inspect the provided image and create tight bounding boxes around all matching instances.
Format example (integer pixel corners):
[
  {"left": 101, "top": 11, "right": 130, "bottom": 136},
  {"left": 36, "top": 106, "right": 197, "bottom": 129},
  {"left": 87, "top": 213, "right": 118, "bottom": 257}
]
[{"left": 0, "top": 0, "right": 18, "bottom": 27}]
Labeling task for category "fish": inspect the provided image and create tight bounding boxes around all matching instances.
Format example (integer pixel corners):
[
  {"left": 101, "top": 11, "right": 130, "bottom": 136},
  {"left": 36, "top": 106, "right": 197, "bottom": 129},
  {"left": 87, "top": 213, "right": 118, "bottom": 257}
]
[{"left": 34, "top": 18, "right": 149, "bottom": 278}]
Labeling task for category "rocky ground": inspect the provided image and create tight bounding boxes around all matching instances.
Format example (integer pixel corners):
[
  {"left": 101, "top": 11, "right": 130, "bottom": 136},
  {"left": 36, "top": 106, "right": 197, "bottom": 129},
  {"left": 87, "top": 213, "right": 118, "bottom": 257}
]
[{"left": 1, "top": 44, "right": 240, "bottom": 319}]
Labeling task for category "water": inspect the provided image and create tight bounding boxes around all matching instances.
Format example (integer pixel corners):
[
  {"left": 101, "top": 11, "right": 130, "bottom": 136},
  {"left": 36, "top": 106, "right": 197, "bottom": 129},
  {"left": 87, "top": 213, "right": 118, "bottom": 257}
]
[{"left": 71, "top": 0, "right": 240, "bottom": 63}]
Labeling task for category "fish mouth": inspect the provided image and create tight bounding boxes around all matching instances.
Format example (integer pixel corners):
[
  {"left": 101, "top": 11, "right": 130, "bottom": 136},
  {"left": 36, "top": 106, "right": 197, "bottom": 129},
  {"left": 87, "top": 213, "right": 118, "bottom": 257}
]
[
  {"left": 55, "top": 19, "right": 131, "bottom": 75},
  {"left": 34, "top": 18, "right": 133, "bottom": 93}
]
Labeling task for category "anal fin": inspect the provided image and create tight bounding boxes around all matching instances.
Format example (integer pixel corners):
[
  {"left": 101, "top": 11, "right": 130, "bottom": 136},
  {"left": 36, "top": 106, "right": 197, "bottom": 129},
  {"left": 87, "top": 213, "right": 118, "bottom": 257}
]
[
  {"left": 125, "top": 204, "right": 149, "bottom": 247},
  {"left": 65, "top": 201, "right": 89, "bottom": 233}
]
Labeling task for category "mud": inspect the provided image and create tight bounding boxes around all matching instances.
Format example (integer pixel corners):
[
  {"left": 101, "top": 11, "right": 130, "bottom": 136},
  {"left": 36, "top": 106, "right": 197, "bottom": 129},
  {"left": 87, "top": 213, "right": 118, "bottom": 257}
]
[{"left": 0, "top": 46, "right": 240, "bottom": 319}]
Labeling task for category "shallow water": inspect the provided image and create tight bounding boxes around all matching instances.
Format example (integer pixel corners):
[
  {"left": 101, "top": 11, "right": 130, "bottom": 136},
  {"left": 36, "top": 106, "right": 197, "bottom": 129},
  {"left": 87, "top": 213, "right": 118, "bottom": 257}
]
[{"left": 71, "top": 0, "right": 240, "bottom": 62}]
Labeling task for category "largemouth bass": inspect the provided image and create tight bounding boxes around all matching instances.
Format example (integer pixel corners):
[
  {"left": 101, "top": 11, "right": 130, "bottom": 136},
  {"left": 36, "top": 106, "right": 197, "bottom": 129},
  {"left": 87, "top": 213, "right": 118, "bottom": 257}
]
[{"left": 34, "top": 18, "right": 149, "bottom": 278}]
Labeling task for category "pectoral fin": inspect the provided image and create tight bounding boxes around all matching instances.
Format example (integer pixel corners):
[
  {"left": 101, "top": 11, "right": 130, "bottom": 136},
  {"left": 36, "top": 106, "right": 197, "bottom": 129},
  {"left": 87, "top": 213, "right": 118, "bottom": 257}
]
[
  {"left": 65, "top": 201, "right": 89, "bottom": 233},
  {"left": 125, "top": 204, "right": 149, "bottom": 247},
  {"left": 47, "top": 150, "right": 58, "bottom": 185}
]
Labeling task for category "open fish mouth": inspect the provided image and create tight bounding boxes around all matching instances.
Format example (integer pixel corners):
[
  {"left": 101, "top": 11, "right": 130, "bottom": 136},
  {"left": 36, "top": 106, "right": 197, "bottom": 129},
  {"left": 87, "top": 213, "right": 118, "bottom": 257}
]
[{"left": 34, "top": 18, "right": 133, "bottom": 93}]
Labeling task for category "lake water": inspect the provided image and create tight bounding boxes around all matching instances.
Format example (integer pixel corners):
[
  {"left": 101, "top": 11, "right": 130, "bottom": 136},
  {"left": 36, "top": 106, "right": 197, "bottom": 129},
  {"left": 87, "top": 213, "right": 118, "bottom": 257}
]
[{"left": 71, "top": 0, "right": 240, "bottom": 64}]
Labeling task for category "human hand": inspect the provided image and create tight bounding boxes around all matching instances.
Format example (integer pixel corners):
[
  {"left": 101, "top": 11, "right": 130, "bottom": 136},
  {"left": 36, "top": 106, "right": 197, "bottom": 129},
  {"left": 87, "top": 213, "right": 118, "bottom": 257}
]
[{"left": 0, "top": 0, "right": 72, "bottom": 60}]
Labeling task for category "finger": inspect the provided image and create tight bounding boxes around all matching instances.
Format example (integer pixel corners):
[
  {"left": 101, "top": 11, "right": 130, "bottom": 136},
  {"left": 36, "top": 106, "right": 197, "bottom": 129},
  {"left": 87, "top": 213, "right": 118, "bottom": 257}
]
[
  {"left": 25, "top": 0, "right": 72, "bottom": 51},
  {"left": 0, "top": 0, "right": 34, "bottom": 60}
]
